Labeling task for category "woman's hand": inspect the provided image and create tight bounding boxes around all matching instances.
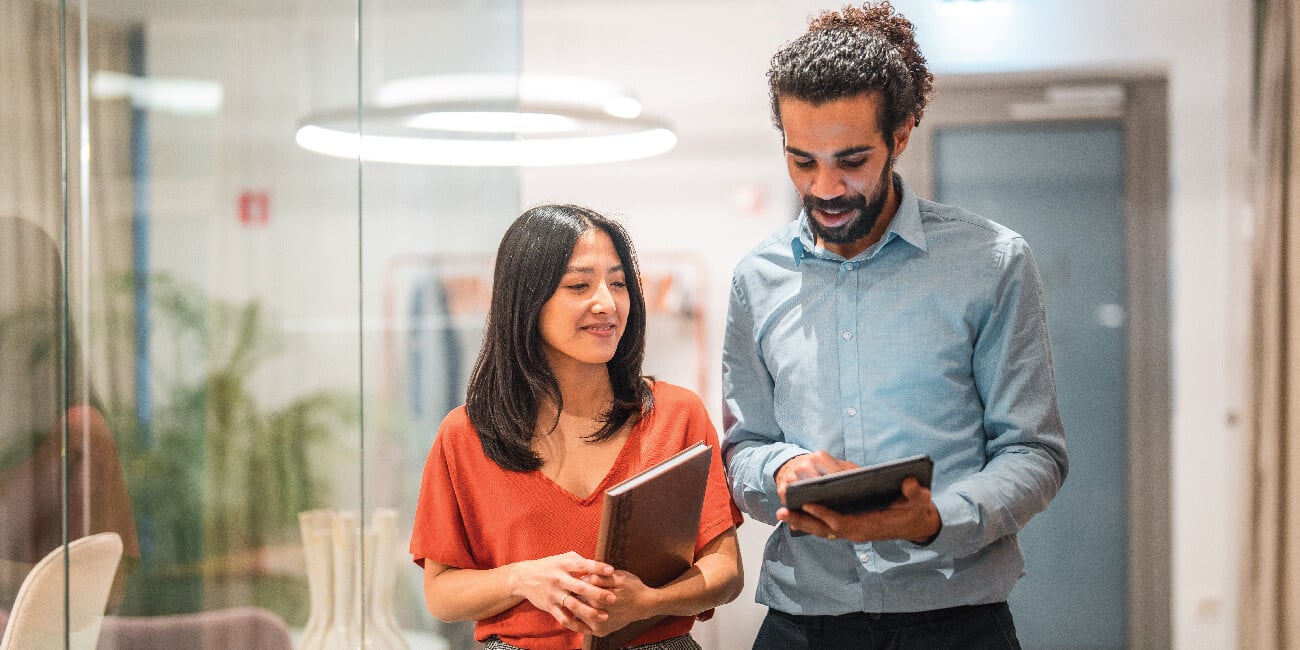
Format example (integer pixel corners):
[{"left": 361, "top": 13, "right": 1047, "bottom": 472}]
[
  {"left": 423, "top": 551, "right": 615, "bottom": 629},
  {"left": 572, "top": 529, "right": 744, "bottom": 637},
  {"left": 507, "top": 552, "right": 617, "bottom": 633},
  {"left": 578, "top": 570, "right": 659, "bottom": 637}
]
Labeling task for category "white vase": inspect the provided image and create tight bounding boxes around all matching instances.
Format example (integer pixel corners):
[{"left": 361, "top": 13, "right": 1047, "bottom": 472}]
[
  {"left": 298, "top": 509, "right": 336, "bottom": 650},
  {"left": 326, "top": 511, "right": 366, "bottom": 650},
  {"left": 366, "top": 509, "right": 410, "bottom": 650}
]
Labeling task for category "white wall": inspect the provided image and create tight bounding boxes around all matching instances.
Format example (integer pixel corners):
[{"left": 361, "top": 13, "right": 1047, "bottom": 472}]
[{"left": 520, "top": 1, "right": 1256, "bottom": 648}]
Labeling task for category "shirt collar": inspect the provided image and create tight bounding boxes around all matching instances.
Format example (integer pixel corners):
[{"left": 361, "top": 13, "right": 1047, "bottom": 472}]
[{"left": 791, "top": 174, "right": 928, "bottom": 267}]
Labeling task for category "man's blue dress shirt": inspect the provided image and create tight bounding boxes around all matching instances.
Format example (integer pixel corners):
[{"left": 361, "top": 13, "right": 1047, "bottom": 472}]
[{"left": 722, "top": 176, "right": 1069, "bottom": 614}]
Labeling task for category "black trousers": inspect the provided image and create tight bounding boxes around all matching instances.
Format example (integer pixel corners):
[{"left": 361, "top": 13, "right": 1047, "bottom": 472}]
[{"left": 751, "top": 602, "right": 1022, "bottom": 650}]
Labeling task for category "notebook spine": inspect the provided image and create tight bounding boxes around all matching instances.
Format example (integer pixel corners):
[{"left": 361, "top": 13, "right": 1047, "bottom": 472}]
[{"left": 605, "top": 494, "right": 633, "bottom": 569}]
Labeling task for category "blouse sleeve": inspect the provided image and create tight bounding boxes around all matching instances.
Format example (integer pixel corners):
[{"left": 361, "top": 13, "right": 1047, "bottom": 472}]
[{"left": 409, "top": 409, "right": 479, "bottom": 569}]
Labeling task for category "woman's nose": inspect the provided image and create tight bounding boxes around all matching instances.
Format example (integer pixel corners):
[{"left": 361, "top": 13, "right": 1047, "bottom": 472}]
[{"left": 590, "top": 282, "right": 613, "bottom": 313}]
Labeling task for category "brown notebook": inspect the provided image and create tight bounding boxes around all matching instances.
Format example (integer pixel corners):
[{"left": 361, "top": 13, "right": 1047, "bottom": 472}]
[{"left": 582, "top": 441, "right": 712, "bottom": 650}]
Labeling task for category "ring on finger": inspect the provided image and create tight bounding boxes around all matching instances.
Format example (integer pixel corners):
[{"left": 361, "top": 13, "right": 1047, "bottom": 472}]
[{"left": 560, "top": 593, "right": 569, "bottom": 609}]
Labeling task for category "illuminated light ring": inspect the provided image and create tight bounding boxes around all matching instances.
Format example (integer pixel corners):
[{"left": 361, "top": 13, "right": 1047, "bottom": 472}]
[{"left": 294, "top": 102, "right": 676, "bottom": 167}]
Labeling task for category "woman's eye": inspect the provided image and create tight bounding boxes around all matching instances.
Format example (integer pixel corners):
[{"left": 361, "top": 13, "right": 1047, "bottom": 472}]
[
  {"left": 611, "top": 281, "right": 627, "bottom": 289},
  {"left": 565, "top": 283, "right": 588, "bottom": 291}
]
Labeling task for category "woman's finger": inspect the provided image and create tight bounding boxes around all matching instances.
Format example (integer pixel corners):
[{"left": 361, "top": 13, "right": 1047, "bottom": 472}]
[
  {"left": 565, "top": 591, "right": 610, "bottom": 629},
  {"left": 559, "top": 552, "right": 614, "bottom": 577}
]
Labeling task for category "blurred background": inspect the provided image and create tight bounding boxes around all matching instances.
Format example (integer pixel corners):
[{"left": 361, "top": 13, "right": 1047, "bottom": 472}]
[{"left": 0, "top": 0, "right": 1263, "bottom": 648}]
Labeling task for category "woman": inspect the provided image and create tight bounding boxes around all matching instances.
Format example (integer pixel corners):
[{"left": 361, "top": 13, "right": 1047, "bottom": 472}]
[
  {"left": 0, "top": 217, "right": 139, "bottom": 613},
  {"left": 409, "top": 204, "right": 743, "bottom": 650}
]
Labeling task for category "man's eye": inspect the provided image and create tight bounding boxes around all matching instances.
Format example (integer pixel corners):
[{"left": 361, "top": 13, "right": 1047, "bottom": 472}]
[
  {"left": 793, "top": 159, "right": 814, "bottom": 169},
  {"left": 840, "top": 159, "right": 866, "bottom": 168}
]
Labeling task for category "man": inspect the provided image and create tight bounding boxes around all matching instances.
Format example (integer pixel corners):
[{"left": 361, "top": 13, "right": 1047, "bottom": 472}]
[{"left": 721, "top": 3, "right": 1069, "bottom": 648}]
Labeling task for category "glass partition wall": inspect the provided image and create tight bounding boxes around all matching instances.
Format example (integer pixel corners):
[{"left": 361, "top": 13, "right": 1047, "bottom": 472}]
[{"left": 1, "top": 1, "right": 519, "bottom": 647}]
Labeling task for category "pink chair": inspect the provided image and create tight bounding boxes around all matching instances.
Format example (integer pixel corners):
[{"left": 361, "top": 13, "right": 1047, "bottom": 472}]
[{"left": 98, "top": 606, "right": 293, "bottom": 650}]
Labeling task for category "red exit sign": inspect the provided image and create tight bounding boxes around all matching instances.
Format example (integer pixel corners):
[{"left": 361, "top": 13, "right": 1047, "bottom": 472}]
[{"left": 238, "top": 190, "right": 270, "bottom": 226}]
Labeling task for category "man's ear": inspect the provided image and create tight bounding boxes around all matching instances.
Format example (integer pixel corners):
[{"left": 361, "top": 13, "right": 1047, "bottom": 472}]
[{"left": 891, "top": 115, "right": 917, "bottom": 158}]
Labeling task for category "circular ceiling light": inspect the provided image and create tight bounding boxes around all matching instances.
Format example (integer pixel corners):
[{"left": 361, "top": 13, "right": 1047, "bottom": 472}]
[
  {"left": 405, "top": 111, "right": 579, "bottom": 134},
  {"left": 295, "top": 74, "right": 676, "bottom": 167}
]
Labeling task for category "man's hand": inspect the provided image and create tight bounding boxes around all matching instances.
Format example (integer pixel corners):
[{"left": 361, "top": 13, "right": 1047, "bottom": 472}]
[
  {"left": 774, "top": 451, "right": 858, "bottom": 501},
  {"left": 774, "top": 452, "right": 941, "bottom": 544}
]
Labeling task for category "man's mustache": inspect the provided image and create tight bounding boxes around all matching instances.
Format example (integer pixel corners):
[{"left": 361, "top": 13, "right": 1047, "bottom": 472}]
[{"left": 805, "top": 195, "right": 865, "bottom": 213}]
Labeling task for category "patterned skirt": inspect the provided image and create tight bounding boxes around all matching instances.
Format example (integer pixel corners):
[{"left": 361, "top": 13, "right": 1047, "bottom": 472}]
[{"left": 483, "top": 633, "right": 702, "bottom": 650}]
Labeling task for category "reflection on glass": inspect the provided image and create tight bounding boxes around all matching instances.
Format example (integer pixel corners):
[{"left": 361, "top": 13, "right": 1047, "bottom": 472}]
[
  {"left": 4, "top": 0, "right": 523, "bottom": 646},
  {"left": 91, "top": 0, "right": 367, "bottom": 641},
  {"left": 2, "top": 3, "right": 143, "bottom": 643},
  {"left": 0, "top": 217, "right": 141, "bottom": 624}
]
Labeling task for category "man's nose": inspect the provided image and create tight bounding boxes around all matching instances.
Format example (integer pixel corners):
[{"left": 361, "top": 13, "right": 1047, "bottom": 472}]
[{"left": 809, "top": 167, "right": 845, "bottom": 199}]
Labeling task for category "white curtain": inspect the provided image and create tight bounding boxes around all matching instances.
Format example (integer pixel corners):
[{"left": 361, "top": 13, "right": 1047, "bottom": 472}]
[
  {"left": 0, "top": 0, "right": 138, "bottom": 612},
  {"left": 0, "top": 1, "right": 135, "bottom": 408},
  {"left": 1243, "top": 0, "right": 1300, "bottom": 646}
]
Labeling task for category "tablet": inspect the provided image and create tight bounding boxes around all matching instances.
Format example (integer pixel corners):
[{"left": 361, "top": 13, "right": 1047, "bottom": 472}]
[{"left": 784, "top": 454, "right": 933, "bottom": 515}]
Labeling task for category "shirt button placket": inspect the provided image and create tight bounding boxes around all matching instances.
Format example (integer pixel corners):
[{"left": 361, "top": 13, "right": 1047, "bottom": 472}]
[{"left": 838, "top": 259, "right": 865, "bottom": 463}]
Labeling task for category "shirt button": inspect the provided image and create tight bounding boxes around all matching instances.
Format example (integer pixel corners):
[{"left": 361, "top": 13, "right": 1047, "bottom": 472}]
[
  {"left": 845, "top": 262, "right": 856, "bottom": 270},
  {"left": 841, "top": 331, "right": 853, "bottom": 340},
  {"left": 859, "top": 553, "right": 869, "bottom": 562},
  {"left": 846, "top": 407, "right": 858, "bottom": 416}
]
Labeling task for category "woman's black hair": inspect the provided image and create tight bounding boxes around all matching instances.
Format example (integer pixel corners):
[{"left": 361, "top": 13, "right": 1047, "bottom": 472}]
[{"left": 465, "top": 204, "right": 652, "bottom": 472}]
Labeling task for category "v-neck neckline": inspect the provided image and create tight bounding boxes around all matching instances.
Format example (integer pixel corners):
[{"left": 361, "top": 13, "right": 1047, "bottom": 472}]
[{"left": 535, "top": 417, "right": 641, "bottom": 505}]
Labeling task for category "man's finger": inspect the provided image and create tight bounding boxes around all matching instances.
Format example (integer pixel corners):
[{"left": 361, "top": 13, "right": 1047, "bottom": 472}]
[
  {"left": 784, "top": 505, "right": 835, "bottom": 535},
  {"left": 900, "top": 476, "right": 930, "bottom": 501},
  {"left": 799, "top": 502, "right": 838, "bottom": 524}
]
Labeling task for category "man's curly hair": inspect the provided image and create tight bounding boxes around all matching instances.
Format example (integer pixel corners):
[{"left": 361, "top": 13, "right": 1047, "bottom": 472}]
[{"left": 768, "top": 2, "right": 934, "bottom": 140}]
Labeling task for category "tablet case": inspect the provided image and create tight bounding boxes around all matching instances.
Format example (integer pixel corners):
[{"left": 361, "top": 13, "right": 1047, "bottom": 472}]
[{"left": 784, "top": 454, "right": 934, "bottom": 515}]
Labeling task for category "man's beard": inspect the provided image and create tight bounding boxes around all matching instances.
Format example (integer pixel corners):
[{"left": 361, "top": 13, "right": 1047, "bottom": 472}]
[{"left": 804, "top": 160, "right": 894, "bottom": 246}]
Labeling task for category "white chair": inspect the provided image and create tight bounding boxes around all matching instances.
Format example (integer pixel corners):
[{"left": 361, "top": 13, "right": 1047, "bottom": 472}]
[{"left": 0, "top": 532, "right": 124, "bottom": 650}]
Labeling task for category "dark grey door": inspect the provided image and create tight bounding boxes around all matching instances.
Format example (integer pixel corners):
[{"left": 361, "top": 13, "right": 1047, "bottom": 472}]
[
  {"left": 902, "top": 77, "right": 1170, "bottom": 649},
  {"left": 935, "top": 122, "right": 1127, "bottom": 648}
]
